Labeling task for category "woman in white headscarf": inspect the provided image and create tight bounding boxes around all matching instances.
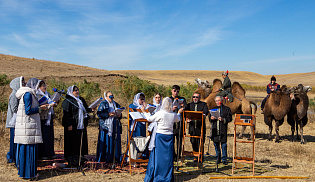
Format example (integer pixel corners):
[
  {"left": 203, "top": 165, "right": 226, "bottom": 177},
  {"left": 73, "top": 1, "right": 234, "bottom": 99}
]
[
  {"left": 142, "top": 97, "right": 183, "bottom": 182},
  {"left": 15, "top": 77, "right": 47, "bottom": 179},
  {"left": 62, "top": 85, "right": 94, "bottom": 167},
  {"left": 128, "top": 92, "right": 147, "bottom": 137},
  {"left": 96, "top": 91, "right": 122, "bottom": 163},
  {"left": 6, "top": 76, "right": 25, "bottom": 164},
  {"left": 35, "top": 80, "right": 57, "bottom": 160},
  {"left": 152, "top": 92, "right": 162, "bottom": 114}
]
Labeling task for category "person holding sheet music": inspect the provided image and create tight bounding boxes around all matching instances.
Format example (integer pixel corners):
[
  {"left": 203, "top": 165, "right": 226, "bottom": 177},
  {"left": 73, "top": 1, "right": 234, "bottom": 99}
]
[
  {"left": 210, "top": 96, "right": 232, "bottom": 165},
  {"left": 129, "top": 92, "right": 147, "bottom": 137},
  {"left": 96, "top": 91, "right": 123, "bottom": 163},
  {"left": 169, "top": 85, "right": 187, "bottom": 161},
  {"left": 142, "top": 97, "right": 183, "bottom": 182},
  {"left": 36, "top": 80, "right": 58, "bottom": 160},
  {"left": 14, "top": 78, "right": 46, "bottom": 179},
  {"left": 62, "top": 85, "right": 95, "bottom": 167},
  {"left": 184, "top": 92, "right": 209, "bottom": 162}
]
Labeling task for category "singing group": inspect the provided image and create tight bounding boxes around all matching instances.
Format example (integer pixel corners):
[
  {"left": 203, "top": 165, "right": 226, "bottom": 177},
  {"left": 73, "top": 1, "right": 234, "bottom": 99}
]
[{"left": 5, "top": 72, "right": 236, "bottom": 181}]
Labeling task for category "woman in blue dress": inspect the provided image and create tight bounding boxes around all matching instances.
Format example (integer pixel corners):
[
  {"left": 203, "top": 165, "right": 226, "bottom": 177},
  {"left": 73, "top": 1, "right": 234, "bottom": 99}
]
[
  {"left": 142, "top": 97, "right": 183, "bottom": 182},
  {"left": 96, "top": 91, "right": 122, "bottom": 163},
  {"left": 35, "top": 80, "right": 57, "bottom": 160},
  {"left": 15, "top": 78, "right": 48, "bottom": 179},
  {"left": 6, "top": 76, "right": 25, "bottom": 164}
]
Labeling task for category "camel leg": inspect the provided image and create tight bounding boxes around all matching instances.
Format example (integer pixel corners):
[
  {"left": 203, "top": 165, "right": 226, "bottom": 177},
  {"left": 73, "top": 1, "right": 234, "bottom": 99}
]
[
  {"left": 290, "top": 123, "right": 295, "bottom": 142},
  {"left": 295, "top": 120, "right": 300, "bottom": 141},
  {"left": 299, "top": 120, "right": 305, "bottom": 144},
  {"left": 238, "top": 126, "right": 246, "bottom": 139},
  {"left": 275, "top": 121, "right": 281, "bottom": 143},
  {"left": 268, "top": 124, "right": 273, "bottom": 141}
]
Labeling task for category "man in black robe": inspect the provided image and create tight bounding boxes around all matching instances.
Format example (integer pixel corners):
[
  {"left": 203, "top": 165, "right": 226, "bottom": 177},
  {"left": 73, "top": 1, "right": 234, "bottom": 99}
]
[
  {"left": 169, "top": 85, "right": 187, "bottom": 161},
  {"left": 210, "top": 96, "right": 232, "bottom": 165},
  {"left": 184, "top": 92, "right": 209, "bottom": 162}
]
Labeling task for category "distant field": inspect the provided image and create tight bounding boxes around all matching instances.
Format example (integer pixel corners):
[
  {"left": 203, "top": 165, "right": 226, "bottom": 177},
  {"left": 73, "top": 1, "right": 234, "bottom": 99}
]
[{"left": 1, "top": 54, "right": 315, "bottom": 87}]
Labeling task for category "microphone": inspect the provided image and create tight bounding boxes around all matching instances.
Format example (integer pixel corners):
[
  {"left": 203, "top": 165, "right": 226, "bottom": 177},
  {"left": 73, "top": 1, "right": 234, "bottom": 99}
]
[{"left": 52, "top": 88, "right": 66, "bottom": 94}]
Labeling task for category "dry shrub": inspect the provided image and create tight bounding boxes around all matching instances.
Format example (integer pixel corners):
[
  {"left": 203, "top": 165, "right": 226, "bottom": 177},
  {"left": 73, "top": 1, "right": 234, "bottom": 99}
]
[{"left": 292, "top": 144, "right": 307, "bottom": 156}]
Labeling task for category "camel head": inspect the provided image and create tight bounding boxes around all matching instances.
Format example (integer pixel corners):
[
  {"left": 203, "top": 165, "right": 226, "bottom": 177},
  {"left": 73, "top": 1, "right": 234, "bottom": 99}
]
[{"left": 194, "top": 78, "right": 211, "bottom": 90}]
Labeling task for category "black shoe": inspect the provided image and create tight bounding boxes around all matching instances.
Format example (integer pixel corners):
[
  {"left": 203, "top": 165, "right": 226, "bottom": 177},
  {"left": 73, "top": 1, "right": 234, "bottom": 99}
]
[{"left": 223, "top": 161, "right": 228, "bottom": 165}]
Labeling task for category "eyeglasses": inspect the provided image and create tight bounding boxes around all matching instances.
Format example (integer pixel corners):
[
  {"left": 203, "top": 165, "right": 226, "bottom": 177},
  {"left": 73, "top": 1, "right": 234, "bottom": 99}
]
[
  {"left": 193, "top": 96, "right": 199, "bottom": 98},
  {"left": 172, "top": 90, "right": 180, "bottom": 93},
  {"left": 73, "top": 89, "right": 79, "bottom": 92},
  {"left": 109, "top": 95, "right": 114, "bottom": 99},
  {"left": 140, "top": 99, "right": 145, "bottom": 101}
]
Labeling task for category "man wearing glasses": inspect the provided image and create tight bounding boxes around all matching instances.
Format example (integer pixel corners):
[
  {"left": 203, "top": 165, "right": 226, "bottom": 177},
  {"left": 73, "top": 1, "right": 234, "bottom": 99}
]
[
  {"left": 184, "top": 92, "right": 209, "bottom": 162},
  {"left": 169, "top": 85, "right": 187, "bottom": 162}
]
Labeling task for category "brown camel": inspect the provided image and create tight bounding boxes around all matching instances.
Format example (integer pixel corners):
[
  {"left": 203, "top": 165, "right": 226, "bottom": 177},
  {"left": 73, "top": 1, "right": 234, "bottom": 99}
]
[
  {"left": 195, "top": 78, "right": 257, "bottom": 139},
  {"left": 287, "top": 84, "right": 312, "bottom": 144},
  {"left": 263, "top": 85, "right": 293, "bottom": 142}
]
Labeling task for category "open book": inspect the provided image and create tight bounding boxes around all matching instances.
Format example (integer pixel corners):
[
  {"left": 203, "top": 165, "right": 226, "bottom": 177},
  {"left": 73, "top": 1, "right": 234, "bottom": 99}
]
[
  {"left": 88, "top": 97, "right": 103, "bottom": 108},
  {"left": 210, "top": 108, "right": 220, "bottom": 119},
  {"left": 115, "top": 107, "right": 125, "bottom": 116},
  {"left": 51, "top": 92, "right": 62, "bottom": 103},
  {"left": 146, "top": 104, "right": 156, "bottom": 114},
  {"left": 172, "top": 98, "right": 184, "bottom": 108},
  {"left": 129, "top": 112, "right": 146, "bottom": 120}
]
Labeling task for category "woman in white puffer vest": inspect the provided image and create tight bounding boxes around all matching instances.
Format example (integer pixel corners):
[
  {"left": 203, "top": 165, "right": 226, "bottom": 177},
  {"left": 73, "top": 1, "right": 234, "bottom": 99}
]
[{"left": 14, "top": 78, "right": 48, "bottom": 179}]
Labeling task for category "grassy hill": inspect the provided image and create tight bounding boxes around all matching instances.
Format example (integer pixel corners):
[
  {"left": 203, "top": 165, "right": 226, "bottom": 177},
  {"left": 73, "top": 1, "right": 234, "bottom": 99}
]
[{"left": 1, "top": 54, "right": 314, "bottom": 87}]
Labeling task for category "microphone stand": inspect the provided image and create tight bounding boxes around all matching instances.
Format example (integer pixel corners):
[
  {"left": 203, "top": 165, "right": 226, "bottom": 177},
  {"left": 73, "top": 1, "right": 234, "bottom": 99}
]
[{"left": 59, "top": 93, "right": 86, "bottom": 176}]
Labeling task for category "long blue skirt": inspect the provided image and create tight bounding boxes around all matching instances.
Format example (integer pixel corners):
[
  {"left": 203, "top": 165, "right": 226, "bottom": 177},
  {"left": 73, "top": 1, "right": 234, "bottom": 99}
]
[
  {"left": 38, "top": 119, "right": 55, "bottom": 158},
  {"left": 17, "top": 144, "right": 38, "bottom": 179},
  {"left": 132, "top": 122, "right": 146, "bottom": 137},
  {"left": 96, "top": 121, "right": 121, "bottom": 163},
  {"left": 7, "top": 128, "right": 17, "bottom": 164},
  {"left": 144, "top": 133, "right": 174, "bottom": 182}
]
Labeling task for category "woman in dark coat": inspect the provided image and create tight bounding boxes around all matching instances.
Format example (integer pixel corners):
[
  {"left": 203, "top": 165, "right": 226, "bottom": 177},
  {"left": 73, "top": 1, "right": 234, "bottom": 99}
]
[
  {"left": 210, "top": 96, "right": 232, "bottom": 165},
  {"left": 62, "top": 85, "right": 94, "bottom": 166},
  {"left": 96, "top": 91, "right": 122, "bottom": 163}
]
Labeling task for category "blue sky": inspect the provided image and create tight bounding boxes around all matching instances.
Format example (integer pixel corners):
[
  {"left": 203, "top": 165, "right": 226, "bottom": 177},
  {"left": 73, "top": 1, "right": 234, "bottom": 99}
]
[{"left": 1, "top": 0, "right": 315, "bottom": 75}]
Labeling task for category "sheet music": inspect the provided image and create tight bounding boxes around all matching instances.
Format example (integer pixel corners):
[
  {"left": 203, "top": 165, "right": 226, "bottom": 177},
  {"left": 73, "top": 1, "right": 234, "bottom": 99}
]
[
  {"left": 51, "top": 92, "right": 62, "bottom": 102},
  {"left": 129, "top": 112, "right": 146, "bottom": 120},
  {"left": 210, "top": 109, "right": 220, "bottom": 119},
  {"left": 88, "top": 97, "right": 103, "bottom": 108},
  {"left": 115, "top": 107, "right": 125, "bottom": 115},
  {"left": 146, "top": 105, "right": 156, "bottom": 114}
]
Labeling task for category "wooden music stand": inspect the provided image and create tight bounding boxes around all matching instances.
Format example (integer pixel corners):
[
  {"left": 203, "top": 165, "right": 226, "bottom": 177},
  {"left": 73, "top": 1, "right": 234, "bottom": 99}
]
[
  {"left": 232, "top": 114, "right": 256, "bottom": 176},
  {"left": 181, "top": 111, "right": 204, "bottom": 168},
  {"left": 121, "top": 108, "right": 150, "bottom": 175}
]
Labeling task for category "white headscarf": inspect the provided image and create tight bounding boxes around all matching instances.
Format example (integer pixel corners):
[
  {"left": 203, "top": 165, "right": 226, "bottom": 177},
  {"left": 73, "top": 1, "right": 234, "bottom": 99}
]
[
  {"left": 161, "top": 97, "right": 173, "bottom": 113},
  {"left": 67, "top": 85, "right": 87, "bottom": 129},
  {"left": 103, "top": 92, "right": 117, "bottom": 137},
  {"left": 35, "top": 80, "right": 54, "bottom": 126},
  {"left": 132, "top": 92, "right": 144, "bottom": 109},
  {"left": 152, "top": 94, "right": 162, "bottom": 114},
  {"left": 26, "top": 78, "right": 39, "bottom": 89}
]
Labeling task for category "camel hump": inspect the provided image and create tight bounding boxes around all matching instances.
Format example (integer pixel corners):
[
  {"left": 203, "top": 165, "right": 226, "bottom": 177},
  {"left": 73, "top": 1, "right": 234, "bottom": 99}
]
[{"left": 231, "top": 82, "right": 246, "bottom": 96}]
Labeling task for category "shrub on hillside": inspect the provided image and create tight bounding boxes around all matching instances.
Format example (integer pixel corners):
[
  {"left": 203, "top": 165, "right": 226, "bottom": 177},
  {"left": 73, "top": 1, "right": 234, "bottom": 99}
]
[{"left": 0, "top": 74, "right": 10, "bottom": 86}]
